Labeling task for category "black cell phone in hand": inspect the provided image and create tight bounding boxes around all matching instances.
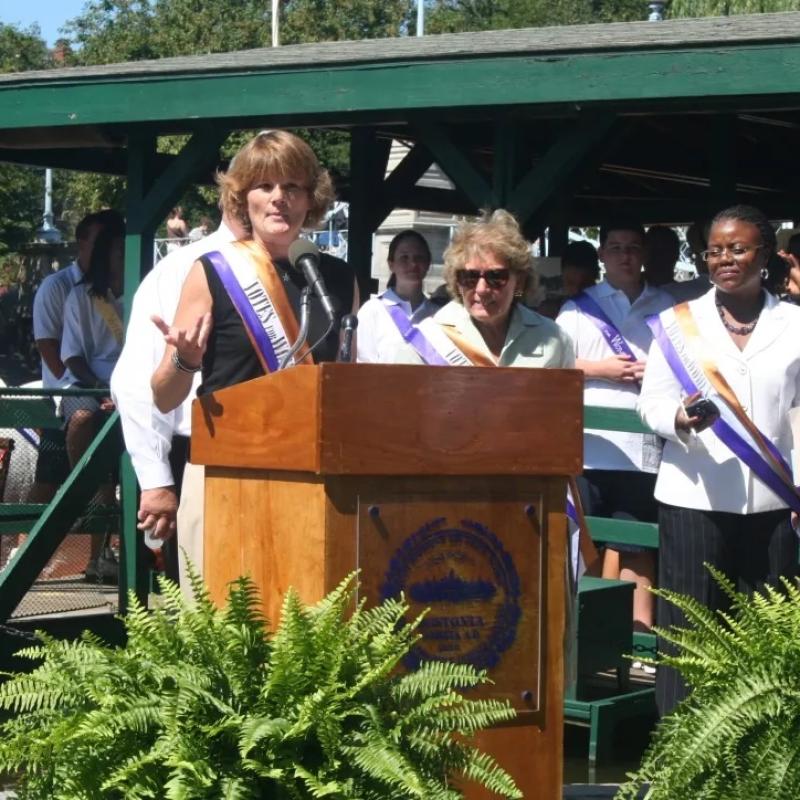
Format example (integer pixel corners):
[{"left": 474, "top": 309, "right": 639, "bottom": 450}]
[{"left": 685, "top": 398, "right": 719, "bottom": 421}]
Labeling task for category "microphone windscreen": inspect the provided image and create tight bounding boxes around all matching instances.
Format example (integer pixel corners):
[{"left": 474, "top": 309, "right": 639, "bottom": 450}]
[{"left": 288, "top": 238, "right": 319, "bottom": 270}]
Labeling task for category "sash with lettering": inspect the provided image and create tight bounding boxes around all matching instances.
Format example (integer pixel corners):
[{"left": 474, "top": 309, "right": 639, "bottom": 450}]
[
  {"left": 572, "top": 290, "right": 638, "bottom": 364},
  {"left": 408, "top": 316, "right": 496, "bottom": 367},
  {"left": 204, "top": 240, "right": 309, "bottom": 372},
  {"left": 91, "top": 293, "right": 124, "bottom": 346},
  {"left": 647, "top": 303, "right": 800, "bottom": 513}
]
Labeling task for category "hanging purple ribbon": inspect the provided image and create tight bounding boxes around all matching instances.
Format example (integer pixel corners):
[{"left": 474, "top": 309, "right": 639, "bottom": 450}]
[
  {"left": 205, "top": 250, "right": 280, "bottom": 373},
  {"left": 572, "top": 291, "right": 637, "bottom": 361},
  {"left": 383, "top": 300, "right": 449, "bottom": 366},
  {"left": 646, "top": 314, "right": 800, "bottom": 513}
]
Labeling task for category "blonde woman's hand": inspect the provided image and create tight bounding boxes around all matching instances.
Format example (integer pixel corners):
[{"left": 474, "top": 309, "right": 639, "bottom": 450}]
[{"left": 151, "top": 311, "right": 212, "bottom": 369}]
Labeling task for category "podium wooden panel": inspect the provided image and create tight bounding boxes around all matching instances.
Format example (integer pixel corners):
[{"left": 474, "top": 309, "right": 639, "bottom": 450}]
[{"left": 192, "top": 363, "right": 583, "bottom": 800}]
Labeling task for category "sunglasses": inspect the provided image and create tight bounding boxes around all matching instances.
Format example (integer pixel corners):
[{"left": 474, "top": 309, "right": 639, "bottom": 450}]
[{"left": 455, "top": 268, "right": 511, "bottom": 289}]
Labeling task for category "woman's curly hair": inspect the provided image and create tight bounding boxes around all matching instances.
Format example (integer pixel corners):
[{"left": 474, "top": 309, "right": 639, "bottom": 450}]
[{"left": 443, "top": 209, "right": 534, "bottom": 302}]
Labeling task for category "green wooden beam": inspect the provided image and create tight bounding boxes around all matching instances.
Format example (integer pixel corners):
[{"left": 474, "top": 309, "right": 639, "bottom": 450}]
[
  {"left": 414, "top": 120, "right": 492, "bottom": 210},
  {"left": 371, "top": 142, "right": 434, "bottom": 229},
  {"left": 348, "top": 128, "right": 388, "bottom": 299},
  {"left": 0, "top": 412, "right": 122, "bottom": 622},
  {"left": 3, "top": 45, "right": 800, "bottom": 129},
  {"left": 493, "top": 121, "right": 526, "bottom": 209},
  {"left": 508, "top": 113, "right": 617, "bottom": 226}
]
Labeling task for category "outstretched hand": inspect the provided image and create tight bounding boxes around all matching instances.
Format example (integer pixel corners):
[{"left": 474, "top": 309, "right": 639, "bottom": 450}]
[{"left": 151, "top": 311, "right": 212, "bottom": 369}]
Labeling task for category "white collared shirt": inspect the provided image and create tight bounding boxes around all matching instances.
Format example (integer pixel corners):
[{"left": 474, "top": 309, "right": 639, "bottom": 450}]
[
  {"left": 109, "top": 224, "right": 236, "bottom": 490},
  {"left": 32, "top": 261, "right": 83, "bottom": 389},
  {"left": 356, "top": 288, "right": 438, "bottom": 363},
  {"left": 61, "top": 285, "right": 124, "bottom": 384},
  {"left": 556, "top": 280, "right": 673, "bottom": 472},
  {"left": 640, "top": 288, "right": 800, "bottom": 513}
]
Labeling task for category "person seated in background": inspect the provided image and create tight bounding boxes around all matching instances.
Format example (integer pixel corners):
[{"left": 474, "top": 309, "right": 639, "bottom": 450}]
[
  {"left": 644, "top": 225, "right": 681, "bottom": 287},
  {"left": 561, "top": 240, "right": 600, "bottom": 299},
  {"left": 384, "top": 209, "right": 574, "bottom": 370},
  {"left": 556, "top": 218, "right": 672, "bottom": 635},
  {"left": 29, "top": 210, "right": 116, "bottom": 503},
  {"left": 61, "top": 212, "right": 126, "bottom": 582},
  {"left": 357, "top": 230, "right": 438, "bottom": 363}
]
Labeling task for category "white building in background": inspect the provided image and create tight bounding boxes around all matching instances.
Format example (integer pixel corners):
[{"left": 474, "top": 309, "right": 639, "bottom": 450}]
[{"left": 371, "top": 141, "right": 460, "bottom": 295}]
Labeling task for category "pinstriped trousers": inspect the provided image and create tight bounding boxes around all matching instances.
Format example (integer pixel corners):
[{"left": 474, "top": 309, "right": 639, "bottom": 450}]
[{"left": 656, "top": 502, "right": 797, "bottom": 716}]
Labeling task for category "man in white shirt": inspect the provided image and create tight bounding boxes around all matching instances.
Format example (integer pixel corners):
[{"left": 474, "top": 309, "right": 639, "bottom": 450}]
[
  {"left": 29, "top": 210, "right": 115, "bottom": 502},
  {"left": 110, "top": 213, "right": 242, "bottom": 579},
  {"left": 557, "top": 220, "right": 673, "bottom": 633}
]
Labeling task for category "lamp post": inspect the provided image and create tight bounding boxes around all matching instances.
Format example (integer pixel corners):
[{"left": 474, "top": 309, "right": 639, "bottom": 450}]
[
  {"left": 35, "top": 168, "right": 61, "bottom": 244},
  {"left": 647, "top": 1, "right": 667, "bottom": 21},
  {"left": 417, "top": 0, "right": 424, "bottom": 36},
  {"left": 271, "top": 0, "right": 279, "bottom": 46}
]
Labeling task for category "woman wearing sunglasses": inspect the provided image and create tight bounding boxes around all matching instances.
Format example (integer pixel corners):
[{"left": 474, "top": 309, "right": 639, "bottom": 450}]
[{"left": 385, "top": 209, "right": 574, "bottom": 369}]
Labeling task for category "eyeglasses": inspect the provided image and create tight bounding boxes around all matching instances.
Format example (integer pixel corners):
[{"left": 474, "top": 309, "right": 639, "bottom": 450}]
[
  {"left": 701, "top": 245, "right": 763, "bottom": 262},
  {"left": 455, "top": 268, "right": 511, "bottom": 289}
]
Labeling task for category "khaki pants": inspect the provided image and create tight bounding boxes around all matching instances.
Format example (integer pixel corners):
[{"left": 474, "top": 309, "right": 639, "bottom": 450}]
[{"left": 177, "top": 462, "right": 205, "bottom": 598}]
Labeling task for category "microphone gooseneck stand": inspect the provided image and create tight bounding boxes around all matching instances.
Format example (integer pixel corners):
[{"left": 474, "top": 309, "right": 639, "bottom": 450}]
[{"left": 279, "top": 287, "right": 312, "bottom": 370}]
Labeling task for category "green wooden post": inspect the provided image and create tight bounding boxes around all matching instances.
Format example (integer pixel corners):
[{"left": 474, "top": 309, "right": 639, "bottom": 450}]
[
  {"left": 492, "top": 120, "right": 525, "bottom": 210},
  {"left": 348, "top": 128, "right": 389, "bottom": 300},
  {"left": 120, "top": 125, "right": 229, "bottom": 609}
]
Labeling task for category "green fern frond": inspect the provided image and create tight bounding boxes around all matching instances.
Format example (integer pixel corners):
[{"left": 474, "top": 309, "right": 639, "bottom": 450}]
[{"left": 619, "top": 570, "right": 800, "bottom": 800}]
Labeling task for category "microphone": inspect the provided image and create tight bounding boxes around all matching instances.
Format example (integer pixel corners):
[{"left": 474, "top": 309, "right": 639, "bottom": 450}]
[
  {"left": 288, "top": 239, "right": 338, "bottom": 324},
  {"left": 338, "top": 314, "right": 358, "bottom": 362}
]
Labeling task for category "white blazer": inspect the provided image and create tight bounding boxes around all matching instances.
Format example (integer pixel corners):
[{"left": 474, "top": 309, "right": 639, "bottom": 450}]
[{"left": 638, "top": 288, "right": 800, "bottom": 514}]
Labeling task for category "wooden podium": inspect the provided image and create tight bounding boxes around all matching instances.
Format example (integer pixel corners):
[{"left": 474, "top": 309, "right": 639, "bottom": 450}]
[{"left": 192, "top": 363, "right": 583, "bottom": 799}]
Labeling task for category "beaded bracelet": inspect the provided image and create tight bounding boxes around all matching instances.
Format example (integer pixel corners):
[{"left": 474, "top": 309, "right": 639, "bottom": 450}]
[{"left": 171, "top": 350, "right": 202, "bottom": 374}]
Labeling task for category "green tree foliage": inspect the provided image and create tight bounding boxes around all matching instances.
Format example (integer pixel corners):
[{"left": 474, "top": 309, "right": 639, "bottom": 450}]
[
  {"left": 425, "top": 0, "right": 644, "bottom": 33},
  {"left": 0, "top": 22, "right": 52, "bottom": 73},
  {"left": 617, "top": 567, "right": 800, "bottom": 800},
  {"left": 0, "top": 571, "right": 520, "bottom": 799},
  {"left": 0, "top": 24, "right": 53, "bottom": 256},
  {"left": 282, "top": 0, "right": 410, "bottom": 43},
  {"left": 670, "top": 0, "right": 800, "bottom": 16}
]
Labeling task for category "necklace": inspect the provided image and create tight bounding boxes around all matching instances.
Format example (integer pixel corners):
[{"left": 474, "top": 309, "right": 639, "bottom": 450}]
[{"left": 715, "top": 292, "right": 762, "bottom": 336}]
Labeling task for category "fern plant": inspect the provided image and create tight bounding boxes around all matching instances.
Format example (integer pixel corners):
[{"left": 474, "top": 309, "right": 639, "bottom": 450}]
[
  {"left": 617, "top": 567, "right": 800, "bottom": 800},
  {"left": 0, "top": 569, "right": 521, "bottom": 799}
]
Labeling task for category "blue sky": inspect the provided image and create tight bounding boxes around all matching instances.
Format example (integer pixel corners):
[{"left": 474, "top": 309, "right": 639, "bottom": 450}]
[{"left": 1, "top": 0, "right": 87, "bottom": 45}]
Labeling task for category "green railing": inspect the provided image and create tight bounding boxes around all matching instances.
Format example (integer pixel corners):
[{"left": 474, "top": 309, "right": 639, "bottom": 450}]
[{"left": 0, "top": 387, "right": 146, "bottom": 628}]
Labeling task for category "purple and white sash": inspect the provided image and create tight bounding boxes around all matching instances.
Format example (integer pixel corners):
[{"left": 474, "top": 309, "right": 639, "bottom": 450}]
[
  {"left": 204, "top": 243, "right": 294, "bottom": 373},
  {"left": 572, "top": 291, "right": 637, "bottom": 362},
  {"left": 391, "top": 311, "right": 473, "bottom": 367},
  {"left": 647, "top": 310, "right": 800, "bottom": 513}
]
